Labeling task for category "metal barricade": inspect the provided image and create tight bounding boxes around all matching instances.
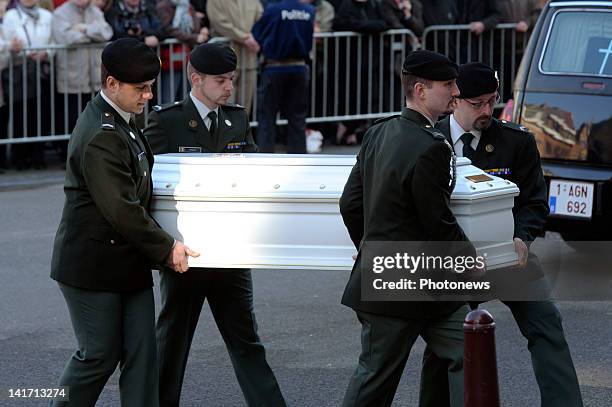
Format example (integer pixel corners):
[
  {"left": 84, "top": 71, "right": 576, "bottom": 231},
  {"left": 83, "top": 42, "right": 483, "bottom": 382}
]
[
  {"left": 306, "top": 29, "right": 419, "bottom": 126},
  {"left": 422, "top": 23, "right": 528, "bottom": 103},
  {"left": 0, "top": 30, "right": 419, "bottom": 148},
  {"left": 1, "top": 42, "right": 106, "bottom": 146}
]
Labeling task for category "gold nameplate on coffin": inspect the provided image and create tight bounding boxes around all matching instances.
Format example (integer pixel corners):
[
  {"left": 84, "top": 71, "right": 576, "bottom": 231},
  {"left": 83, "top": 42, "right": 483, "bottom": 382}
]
[{"left": 465, "top": 174, "right": 494, "bottom": 183}]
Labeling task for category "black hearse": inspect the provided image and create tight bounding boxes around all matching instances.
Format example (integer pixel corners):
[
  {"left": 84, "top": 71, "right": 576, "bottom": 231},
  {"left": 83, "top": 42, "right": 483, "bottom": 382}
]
[{"left": 513, "top": 0, "right": 612, "bottom": 240}]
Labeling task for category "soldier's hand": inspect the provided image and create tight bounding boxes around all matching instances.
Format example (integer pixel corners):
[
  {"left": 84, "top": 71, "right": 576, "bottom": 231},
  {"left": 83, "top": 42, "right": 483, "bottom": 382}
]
[
  {"left": 167, "top": 241, "right": 200, "bottom": 273},
  {"left": 513, "top": 237, "right": 528, "bottom": 267}
]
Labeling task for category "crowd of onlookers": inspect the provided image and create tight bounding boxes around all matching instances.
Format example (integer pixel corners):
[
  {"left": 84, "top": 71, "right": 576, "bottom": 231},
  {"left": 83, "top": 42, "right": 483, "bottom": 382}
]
[{"left": 0, "top": 0, "right": 546, "bottom": 170}]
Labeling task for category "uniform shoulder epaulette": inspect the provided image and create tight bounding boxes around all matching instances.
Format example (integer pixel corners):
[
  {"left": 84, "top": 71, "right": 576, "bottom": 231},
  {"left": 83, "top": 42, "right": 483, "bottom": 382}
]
[
  {"left": 421, "top": 124, "right": 446, "bottom": 141},
  {"left": 374, "top": 114, "right": 400, "bottom": 124},
  {"left": 101, "top": 111, "right": 115, "bottom": 131},
  {"left": 223, "top": 103, "right": 245, "bottom": 110},
  {"left": 498, "top": 119, "right": 530, "bottom": 133},
  {"left": 152, "top": 100, "right": 183, "bottom": 112}
]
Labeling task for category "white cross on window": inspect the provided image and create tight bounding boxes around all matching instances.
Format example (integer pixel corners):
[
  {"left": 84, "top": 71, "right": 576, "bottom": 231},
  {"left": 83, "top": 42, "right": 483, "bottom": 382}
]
[{"left": 598, "top": 39, "right": 612, "bottom": 75}]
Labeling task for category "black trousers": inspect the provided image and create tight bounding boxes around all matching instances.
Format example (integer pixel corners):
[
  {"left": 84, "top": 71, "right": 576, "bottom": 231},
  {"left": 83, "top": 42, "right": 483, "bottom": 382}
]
[
  {"left": 52, "top": 283, "right": 158, "bottom": 407},
  {"left": 256, "top": 66, "right": 309, "bottom": 154},
  {"left": 419, "top": 293, "right": 583, "bottom": 407},
  {"left": 156, "top": 268, "right": 286, "bottom": 407},
  {"left": 342, "top": 306, "right": 469, "bottom": 407}
]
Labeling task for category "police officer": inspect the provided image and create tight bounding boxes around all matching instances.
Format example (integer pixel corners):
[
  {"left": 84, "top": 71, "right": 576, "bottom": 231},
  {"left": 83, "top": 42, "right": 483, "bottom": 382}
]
[
  {"left": 251, "top": 0, "right": 315, "bottom": 153},
  {"left": 50, "top": 38, "right": 198, "bottom": 407},
  {"left": 144, "top": 43, "right": 286, "bottom": 407},
  {"left": 339, "top": 50, "right": 473, "bottom": 407},
  {"left": 419, "top": 62, "right": 584, "bottom": 407}
]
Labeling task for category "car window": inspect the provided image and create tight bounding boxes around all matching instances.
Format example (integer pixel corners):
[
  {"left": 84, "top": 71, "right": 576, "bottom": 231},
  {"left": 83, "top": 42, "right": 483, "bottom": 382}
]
[{"left": 540, "top": 10, "right": 612, "bottom": 77}]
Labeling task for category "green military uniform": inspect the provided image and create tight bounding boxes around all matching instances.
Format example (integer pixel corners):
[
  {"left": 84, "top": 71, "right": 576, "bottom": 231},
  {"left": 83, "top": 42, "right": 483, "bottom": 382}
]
[
  {"left": 50, "top": 94, "right": 175, "bottom": 407},
  {"left": 144, "top": 96, "right": 286, "bottom": 407},
  {"left": 418, "top": 116, "right": 583, "bottom": 407},
  {"left": 146, "top": 97, "right": 257, "bottom": 154},
  {"left": 339, "top": 107, "right": 472, "bottom": 407}
]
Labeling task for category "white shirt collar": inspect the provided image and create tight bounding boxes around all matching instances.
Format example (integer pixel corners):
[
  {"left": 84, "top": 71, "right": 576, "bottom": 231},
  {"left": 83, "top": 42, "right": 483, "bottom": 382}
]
[
  {"left": 449, "top": 114, "right": 481, "bottom": 155},
  {"left": 100, "top": 90, "right": 132, "bottom": 126},
  {"left": 190, "top": 92, "right": 219, "bottom": 129}
]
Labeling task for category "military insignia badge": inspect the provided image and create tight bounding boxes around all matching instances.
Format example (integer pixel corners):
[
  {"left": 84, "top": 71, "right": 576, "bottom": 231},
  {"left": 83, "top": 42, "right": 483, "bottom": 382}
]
[
  {"left": 485, "top": 168, "right": 511, "bottom": 175},
  {"left": 189, "top": 119, "right": 198, "bottom": 128},
  {"left": 225, "top": 141, "right": 247, "bottom": 150}
]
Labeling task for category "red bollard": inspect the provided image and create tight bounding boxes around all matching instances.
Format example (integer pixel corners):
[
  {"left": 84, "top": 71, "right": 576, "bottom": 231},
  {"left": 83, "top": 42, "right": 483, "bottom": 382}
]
[{"left": 464, "top": 309, "right": 500, "bottom": 407}]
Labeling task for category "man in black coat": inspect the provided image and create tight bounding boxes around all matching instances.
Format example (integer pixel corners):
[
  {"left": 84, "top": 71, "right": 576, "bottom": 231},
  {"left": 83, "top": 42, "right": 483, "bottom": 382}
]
[
  {"left": 339, "top": 50, "right": 474, "bottom": 407},
  {"left": 144, "top": 43, "right": 286, "bottom": 407},
  {"left": 50, "top": 38, "right": 198, "bottom": 407},
  {"left": 419, "top": 62, "right": 584, "bottom": 407}
]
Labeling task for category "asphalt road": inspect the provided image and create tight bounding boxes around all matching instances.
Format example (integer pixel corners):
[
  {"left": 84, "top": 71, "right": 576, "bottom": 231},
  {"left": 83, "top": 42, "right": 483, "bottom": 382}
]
[{"left": 0, "top": 172, "right": 611, "bottom": 406}]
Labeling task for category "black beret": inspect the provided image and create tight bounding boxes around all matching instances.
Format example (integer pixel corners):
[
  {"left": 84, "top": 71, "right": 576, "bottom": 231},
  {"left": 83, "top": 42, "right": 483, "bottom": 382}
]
[
  {"left": 190, "top": 43, "right": 237, "bottom": 75},
  {"left": 101, "top": 38, "right": 160, "bottom": 83},
  {"left": 402, "top": 50, "right": 458, "bottom": 81},
  {"left": 457, "top": 62, "right": 499, "bottom": 99}
]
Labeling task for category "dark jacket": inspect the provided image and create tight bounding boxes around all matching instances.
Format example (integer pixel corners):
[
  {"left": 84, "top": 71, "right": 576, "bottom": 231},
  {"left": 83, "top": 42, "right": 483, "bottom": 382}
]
[
  {"left": 422, "top": 0, "right": 457, "bottom": 26},
  {"left": 458, "top": 0, "right": 500, "bottom": 29},
  {"left": 380, "top": 0, "right": 424, "bottom": 36},
  {"left": 339, "top": 108, "right": 471, "bottom": 318},
  {"left": 333, "top": 0, "right": 389, "bottom": 34},
  {"left": 144, "top": 96, "right": 257, "bottom": 154},
  {"left": 105, "top": 0, "right": 165, "bottom": 41},
  {"left": 436, "top": 116, "right": 549, "bottom": 242},
  {"left": 156, "top": 0, "right": 203, "bottom": 46},
  {"left": 51, "top": 94, "right": 175, "bottom": 292}
]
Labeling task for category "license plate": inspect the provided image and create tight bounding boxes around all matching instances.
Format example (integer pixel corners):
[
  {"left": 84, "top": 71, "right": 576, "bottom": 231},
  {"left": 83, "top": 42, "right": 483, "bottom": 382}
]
[{"left": 548, "top": 179, "right": 594, "bottom": 218}]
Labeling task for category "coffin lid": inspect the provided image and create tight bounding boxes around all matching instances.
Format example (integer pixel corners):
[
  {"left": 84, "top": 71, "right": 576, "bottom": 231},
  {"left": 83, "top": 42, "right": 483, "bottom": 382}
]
[
  {"left": 152, "top": 153, "right": 356, "bottom": 200},
  {"left": 151, "top": 153, "right": 519, "bottom": 201}
]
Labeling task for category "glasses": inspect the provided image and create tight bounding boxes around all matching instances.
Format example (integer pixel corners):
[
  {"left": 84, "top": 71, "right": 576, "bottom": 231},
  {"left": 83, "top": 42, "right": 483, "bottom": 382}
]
[{"left": 463, "top": 93, "right": 501, "bottom": 110}]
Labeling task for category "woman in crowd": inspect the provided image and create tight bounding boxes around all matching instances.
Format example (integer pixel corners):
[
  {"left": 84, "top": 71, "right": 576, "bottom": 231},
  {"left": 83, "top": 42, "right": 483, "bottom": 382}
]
[
  {"left": 52, "top": 0, "right": 113, "bottom": 160},
  {"left": 156, "top": 0, "right": 208, "bottom": 103},
  {"left": 0, "top": 0, "right": 16, "bottom": 170},
  {"left": 2, "top": 0, "right": 53, "bottom": 169}
]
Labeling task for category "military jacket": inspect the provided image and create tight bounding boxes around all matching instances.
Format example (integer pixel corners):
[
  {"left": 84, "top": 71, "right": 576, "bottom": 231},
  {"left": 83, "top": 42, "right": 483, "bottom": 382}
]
[
  {"left": 436, "top": 116, "right": 549, "bottom": 242},
  {"left": 144, "top": 96, "right": 258, "bottom": 154},
  {"left": 339, "top": 108, "right": 471, "bottom": 318},
  {"left": 51, "top": 94, "right": 175, "bottom": 292}
]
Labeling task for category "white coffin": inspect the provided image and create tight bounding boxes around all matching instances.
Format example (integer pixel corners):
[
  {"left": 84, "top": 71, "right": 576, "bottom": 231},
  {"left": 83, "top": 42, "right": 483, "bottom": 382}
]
[{"left": 151, "top": 154, "right": 519, "bottom": 270}]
